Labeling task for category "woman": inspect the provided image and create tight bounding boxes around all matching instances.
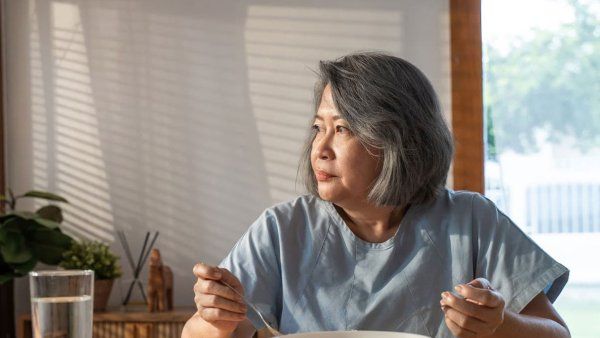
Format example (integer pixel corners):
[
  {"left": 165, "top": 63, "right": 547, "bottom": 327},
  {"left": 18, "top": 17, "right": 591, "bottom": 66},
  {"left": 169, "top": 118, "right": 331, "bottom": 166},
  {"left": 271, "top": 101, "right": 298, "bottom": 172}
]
[{"left": 182, "top": 52, "right": 570, "bottom": 338}]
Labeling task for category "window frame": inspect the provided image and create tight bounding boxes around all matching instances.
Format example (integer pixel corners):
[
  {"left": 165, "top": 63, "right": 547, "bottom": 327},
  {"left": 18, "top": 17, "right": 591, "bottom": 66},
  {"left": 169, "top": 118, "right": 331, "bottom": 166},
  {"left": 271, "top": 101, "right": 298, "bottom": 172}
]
[{"left": 450, "top": 0, "right": 484, "bottom": 194}]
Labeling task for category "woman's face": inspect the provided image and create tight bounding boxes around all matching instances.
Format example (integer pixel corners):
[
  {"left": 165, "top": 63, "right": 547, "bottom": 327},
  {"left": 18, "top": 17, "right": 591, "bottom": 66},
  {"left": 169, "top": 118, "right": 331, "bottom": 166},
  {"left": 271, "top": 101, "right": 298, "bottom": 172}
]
[{"left": 310, "top": 84, "right": 381, "bottom": 205}]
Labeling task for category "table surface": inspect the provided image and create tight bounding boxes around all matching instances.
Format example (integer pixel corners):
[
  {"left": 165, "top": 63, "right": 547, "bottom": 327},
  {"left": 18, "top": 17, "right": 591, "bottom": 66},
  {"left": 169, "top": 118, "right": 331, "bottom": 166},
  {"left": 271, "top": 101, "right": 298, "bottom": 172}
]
[
  {"left": 19, "top": 307, "right": 195, "bottom": 322},
  {"left": 18, "top": 308, "right": 195, "bottom": 338}
]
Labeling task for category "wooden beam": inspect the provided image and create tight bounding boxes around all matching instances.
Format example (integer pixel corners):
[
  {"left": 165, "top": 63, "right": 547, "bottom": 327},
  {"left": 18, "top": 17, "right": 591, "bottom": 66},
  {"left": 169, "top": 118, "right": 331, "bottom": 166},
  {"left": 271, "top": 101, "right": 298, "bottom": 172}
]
[
  {"left": 0, "top": 1, "right": 16, "bottom": 337},
  {"left": 450, "top": 0, "right": 484, "bottom": 194},
  {"left": 0, "top": 0, "right": 5, "bottom": 203}
]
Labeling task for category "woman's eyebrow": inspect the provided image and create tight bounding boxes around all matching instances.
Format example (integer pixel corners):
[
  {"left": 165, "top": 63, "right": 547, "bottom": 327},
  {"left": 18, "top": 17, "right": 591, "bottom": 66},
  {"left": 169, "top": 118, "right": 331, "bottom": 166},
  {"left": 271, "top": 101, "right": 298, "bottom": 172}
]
[{"left": 313, "top": 114, "right": 343, "bottom": 121}]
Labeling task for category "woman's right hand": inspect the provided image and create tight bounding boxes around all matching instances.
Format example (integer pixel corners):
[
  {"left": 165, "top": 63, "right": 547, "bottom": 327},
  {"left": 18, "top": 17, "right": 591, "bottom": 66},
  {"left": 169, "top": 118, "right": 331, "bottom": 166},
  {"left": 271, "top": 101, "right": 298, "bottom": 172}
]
[{"left": 192, "top": 263, "right": 248, "bottom": 335}]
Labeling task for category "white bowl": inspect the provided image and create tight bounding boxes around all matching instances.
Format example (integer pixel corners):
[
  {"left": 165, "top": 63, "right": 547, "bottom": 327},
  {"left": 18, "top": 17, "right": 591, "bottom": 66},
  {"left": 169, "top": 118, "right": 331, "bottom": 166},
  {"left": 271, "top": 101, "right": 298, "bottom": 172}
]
[{"left": 276, "top": 331, "right": 429, "bottom": 338}]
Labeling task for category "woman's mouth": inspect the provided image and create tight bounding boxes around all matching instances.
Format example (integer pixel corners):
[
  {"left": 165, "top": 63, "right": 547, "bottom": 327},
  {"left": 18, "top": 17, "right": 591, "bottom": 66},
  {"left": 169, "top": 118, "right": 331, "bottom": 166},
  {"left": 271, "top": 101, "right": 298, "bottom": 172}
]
[{"left": 315, "top": 170, "right": 336, "bottom": 181}]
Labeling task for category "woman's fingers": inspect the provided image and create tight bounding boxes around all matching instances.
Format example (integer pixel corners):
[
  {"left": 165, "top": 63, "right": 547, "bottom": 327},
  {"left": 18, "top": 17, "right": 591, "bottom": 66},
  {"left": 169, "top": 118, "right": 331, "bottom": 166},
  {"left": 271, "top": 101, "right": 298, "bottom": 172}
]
[
  {"left": 193, "top": 262, "right": 222, "bottom": 280},
  {"left": 443, "top": 311, "right": 477, "bottom": 338},
  {"left": 199, "top": 307, "right": 247, "bottom": 322},
  {"left": 192, "top": 262, "right": 248, "bottom": 326},
  {"left": 442, "top": 306, "right": 493, "bottom": 336},
  {"left": 192, "top": 264, "right": 246, "bottom": 299},
  {"left": 441, "top": 291, "right": 494, "bottom": 322},
  {"left": 194, "top": 277, "right": 243, "bottom": 303},
  {"left": 441, "top": 278, "right": 506, "bottom": 336},
  {"left": 197, "top": 293, "right": 247, "bottom": 314},
  {"left": 457, "top": 283, "right": 504, "bottom": 308},
  {"left": 219, "top": 268, "right": 245, "bottom": 295},
  {"left": 467, "top": 277, "right": 493, "bottom": 290}
]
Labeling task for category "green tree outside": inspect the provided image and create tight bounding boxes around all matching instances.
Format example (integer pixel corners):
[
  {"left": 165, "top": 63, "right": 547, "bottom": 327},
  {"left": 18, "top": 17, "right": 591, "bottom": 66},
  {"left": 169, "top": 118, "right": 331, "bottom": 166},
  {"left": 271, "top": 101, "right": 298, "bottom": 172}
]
[{"left": 484, "top": 0, "right": 600, "bottom": 155}]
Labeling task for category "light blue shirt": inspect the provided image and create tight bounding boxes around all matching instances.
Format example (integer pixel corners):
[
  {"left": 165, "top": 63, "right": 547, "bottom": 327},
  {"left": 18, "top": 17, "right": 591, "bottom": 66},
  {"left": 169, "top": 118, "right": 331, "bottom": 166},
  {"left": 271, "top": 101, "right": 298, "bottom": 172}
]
[{"left": 219, "top": 189, "right": 569, "bottom": 337}]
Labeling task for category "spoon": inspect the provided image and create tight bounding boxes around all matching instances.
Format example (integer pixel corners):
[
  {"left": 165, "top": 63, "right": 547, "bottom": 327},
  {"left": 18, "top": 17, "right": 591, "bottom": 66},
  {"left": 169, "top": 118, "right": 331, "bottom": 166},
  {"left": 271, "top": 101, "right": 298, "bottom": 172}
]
[{"left": 220, "top": 280, "right": 282, "bottom": 337}]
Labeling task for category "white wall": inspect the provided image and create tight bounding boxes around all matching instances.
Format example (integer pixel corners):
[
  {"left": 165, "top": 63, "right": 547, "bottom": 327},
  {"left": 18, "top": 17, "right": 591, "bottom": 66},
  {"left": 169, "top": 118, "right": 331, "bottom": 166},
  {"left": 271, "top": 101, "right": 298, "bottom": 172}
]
[{"left": 4, "top": 0, "right": 451, "bottom": 317}]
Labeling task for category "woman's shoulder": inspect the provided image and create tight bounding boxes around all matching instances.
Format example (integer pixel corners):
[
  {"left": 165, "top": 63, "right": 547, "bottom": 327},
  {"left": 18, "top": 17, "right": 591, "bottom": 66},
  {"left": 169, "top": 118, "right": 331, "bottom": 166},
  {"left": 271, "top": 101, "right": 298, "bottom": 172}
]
[
  {"left": 266, "top": 194, "right": 319, "bottom": 212},
  {"left": 417, "top": 188, "right": 502, "bottom": 233},
  {"left": 430, "top": 188, "right": 497, "bottom": 211},
  {"left": 261, "top": 194, "right": 323, "bottom": 220},
  {"left": 424, "top": 188, "right": 485, "bottom": 214},
  {"left": 258, "top": 194, "right": 331, "bottom": 236}
]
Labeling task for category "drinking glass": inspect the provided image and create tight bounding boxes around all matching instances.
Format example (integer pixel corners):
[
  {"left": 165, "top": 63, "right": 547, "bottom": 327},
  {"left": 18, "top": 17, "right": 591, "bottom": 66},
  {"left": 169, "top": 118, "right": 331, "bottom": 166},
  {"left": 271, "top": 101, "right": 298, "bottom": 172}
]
[{"left": 29, "top": 270, "right": 94, "bottom": 338}]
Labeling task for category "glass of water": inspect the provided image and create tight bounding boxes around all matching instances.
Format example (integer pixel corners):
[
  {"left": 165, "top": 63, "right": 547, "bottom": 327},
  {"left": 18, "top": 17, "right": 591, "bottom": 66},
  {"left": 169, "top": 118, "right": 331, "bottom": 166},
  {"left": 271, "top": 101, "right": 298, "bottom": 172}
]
[{"left": 29, "top": 270, "right": 94, "bottom": 338}]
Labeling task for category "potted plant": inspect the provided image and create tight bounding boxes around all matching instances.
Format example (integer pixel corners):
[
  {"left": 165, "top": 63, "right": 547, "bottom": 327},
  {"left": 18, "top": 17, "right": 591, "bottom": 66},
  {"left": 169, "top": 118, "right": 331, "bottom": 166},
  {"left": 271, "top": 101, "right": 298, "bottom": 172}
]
[
  {"left": 60, "top": 240, "right": 122, "bottom": 311},
  {"left": 0, "top": 189, "right": 74, "bottom": 337},
  {"left": 0, "top": 189, "right": 74, "bottom": 282}
]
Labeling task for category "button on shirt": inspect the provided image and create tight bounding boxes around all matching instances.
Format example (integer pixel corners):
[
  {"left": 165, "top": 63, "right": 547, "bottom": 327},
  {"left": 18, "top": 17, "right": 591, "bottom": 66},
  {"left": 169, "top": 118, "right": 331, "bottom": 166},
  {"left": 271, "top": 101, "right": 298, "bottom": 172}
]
[{"left": 219, "top": 189, "right": 569, "bottom": 337}]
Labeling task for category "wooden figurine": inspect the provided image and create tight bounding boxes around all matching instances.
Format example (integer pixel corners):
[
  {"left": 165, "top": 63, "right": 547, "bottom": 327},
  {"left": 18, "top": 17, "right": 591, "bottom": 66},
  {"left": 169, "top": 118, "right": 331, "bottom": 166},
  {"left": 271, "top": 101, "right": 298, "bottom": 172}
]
[{"left": 147, "top": 248, "right": 174, "bottom": 312}]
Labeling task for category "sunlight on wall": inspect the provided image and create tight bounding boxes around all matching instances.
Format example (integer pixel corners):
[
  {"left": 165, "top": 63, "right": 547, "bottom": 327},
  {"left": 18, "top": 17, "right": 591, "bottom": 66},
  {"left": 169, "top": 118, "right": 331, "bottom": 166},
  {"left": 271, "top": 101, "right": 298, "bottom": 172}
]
[
  {"left": 9, "top": 0, "right": 451, "bottom": 309},
  {"left": 245, "top": 5, "right": 403, "bottom": 202},
  {"left": 31, "top": 0, "right": 115, "bottom": 242},
  {"left": 55, "top": 1, "right": 272, "bottom": 283}
]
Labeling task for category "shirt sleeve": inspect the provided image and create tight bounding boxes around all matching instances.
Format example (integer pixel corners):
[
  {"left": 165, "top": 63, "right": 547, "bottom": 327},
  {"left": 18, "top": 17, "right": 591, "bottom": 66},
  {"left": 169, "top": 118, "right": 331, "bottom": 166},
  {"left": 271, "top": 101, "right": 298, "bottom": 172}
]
[
  {"left": 219, "top": 210, "right": 282, "bottom": 331},
  {"left": 471, "top": 193, "right": 569, "bottom": 313}
]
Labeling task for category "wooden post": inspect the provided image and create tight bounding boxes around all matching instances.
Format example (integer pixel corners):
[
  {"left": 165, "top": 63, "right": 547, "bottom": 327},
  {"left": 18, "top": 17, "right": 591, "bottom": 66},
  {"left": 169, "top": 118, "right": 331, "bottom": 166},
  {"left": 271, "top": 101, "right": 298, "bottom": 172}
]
[
  {"left": 450, "top": 0, "right": 484, "bottom": 193},
  {"left": 0, "top": 0, "right": 5, "bottom": 202},
  {"left": 0, "top": 1, "right": 16, "bottom": 337}
]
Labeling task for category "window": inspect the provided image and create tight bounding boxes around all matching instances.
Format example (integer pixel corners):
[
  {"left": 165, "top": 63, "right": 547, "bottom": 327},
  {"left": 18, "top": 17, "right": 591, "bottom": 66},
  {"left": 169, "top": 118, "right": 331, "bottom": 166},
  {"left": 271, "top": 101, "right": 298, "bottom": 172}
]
[{"left": 482, "top": 0, "right": 600, "bottom": 336}]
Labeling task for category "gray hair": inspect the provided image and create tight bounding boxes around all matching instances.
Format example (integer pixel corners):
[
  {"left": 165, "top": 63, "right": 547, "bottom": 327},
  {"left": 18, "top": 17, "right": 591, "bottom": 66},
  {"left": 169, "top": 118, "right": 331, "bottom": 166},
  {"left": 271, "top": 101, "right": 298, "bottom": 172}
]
[{"left": 298, "top": 52, "right": 454, "bottom": 207}]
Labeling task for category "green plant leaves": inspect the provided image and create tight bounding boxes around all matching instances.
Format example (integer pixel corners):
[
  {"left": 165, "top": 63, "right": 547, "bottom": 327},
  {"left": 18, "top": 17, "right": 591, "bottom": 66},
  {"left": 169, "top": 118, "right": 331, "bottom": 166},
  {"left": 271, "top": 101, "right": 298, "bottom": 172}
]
[
  {"left": 0, "top": 217, "right": 66, "bottom": 265},
  {"left": 34, "top": 218, "right": 61, "bottom": 230},
  {"left": 0, "top": 213, "right": 16, "bottom": 222},
  {"left": 30, "top": 228, "right": 73, "bottom": 265},
  {"left": 60, "top": 240, "right": 122, "bottom": 280},
  {"left": 0, "top": 230, "right": 33, "bottom": 264},
  {"left": 0, "top": 273, "right": 15, "bottom": 284},
  {"left": 11, "top": 211, "right": 38, "bottom": 220},
  {"left": 22, "top": 191, "right": 68, "bottom": 203},
  {"left": 2, "top": 210, "right": 62, "bottom": 230},
  {"left": 13, "top": 257, "right": 38, "bottom": 275},
  {"left": 35, "top": 205, "right": 63, "bottom": 223},
  {"left": 0, "top": 189, "right": 73, "bottom": 283},
  {"left": 1, "top": 218, "right": 34, "bottom": 264}
]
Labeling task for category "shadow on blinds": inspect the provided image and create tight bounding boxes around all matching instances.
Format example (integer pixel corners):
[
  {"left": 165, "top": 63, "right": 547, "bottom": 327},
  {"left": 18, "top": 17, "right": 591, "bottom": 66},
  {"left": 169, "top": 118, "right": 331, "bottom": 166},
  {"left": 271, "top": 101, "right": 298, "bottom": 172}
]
[
  {"left": 26, "top": 0, "right": 415, "bottom": 280},
  {"left": 244, "top": 5, "right": 404, "bottom": 201}
]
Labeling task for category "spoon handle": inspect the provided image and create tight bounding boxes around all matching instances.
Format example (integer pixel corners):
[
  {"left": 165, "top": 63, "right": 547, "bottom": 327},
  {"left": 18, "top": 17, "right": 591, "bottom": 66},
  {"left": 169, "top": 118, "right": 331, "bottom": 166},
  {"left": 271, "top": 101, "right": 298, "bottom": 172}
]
[{"left": 220, "top": 280, "right": 282, "bottom": 336}]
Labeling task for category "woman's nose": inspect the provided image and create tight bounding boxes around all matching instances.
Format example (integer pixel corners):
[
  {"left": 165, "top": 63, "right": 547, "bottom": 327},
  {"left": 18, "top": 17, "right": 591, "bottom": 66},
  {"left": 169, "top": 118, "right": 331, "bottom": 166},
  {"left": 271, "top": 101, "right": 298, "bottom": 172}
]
[{"left": 314, "top": 133, "right": 335, "bottom": 160}]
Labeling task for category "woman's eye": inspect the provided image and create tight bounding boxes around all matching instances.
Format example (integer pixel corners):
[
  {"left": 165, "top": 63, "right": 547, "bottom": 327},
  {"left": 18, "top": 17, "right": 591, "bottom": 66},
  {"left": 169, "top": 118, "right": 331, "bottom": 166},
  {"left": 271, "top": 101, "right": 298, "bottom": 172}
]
[
  {"left": 336, "top": 126, "right": 350, "bottom": 133},
  {"left": 312, "top": 124, "right": 323, "bottom": 132}
]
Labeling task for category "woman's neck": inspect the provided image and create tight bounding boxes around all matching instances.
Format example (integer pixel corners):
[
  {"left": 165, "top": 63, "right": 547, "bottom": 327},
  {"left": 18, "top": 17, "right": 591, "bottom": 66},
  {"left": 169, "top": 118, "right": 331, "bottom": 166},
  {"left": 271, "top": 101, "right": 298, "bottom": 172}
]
[{"left": 334, "top": 200, "right": 407, "bottom": 243}]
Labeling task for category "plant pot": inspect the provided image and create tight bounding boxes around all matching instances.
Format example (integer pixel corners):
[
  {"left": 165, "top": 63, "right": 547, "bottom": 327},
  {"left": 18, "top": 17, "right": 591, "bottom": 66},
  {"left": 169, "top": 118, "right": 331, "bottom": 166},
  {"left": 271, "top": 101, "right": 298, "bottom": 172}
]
[
  {"left": 0, "top": 279, "right": 15, "bottom": 337},
  {"left": 94, "top": 279, "right": 114, "bottom": 312}
]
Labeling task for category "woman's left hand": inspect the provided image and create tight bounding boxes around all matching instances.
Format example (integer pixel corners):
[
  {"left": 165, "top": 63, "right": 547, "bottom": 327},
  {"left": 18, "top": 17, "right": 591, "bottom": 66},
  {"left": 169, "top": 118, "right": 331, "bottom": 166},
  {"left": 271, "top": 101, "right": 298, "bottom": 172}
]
[{"left": 440, "top": 278, "right": 505, "bottom": 337}]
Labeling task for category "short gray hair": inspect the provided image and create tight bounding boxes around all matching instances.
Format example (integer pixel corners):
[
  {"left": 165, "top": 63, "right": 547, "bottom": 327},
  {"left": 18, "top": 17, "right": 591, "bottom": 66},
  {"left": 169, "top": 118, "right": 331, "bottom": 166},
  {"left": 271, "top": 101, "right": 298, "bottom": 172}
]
[{"left": 298, "top": 52, "right": 454, "bottom": 207}]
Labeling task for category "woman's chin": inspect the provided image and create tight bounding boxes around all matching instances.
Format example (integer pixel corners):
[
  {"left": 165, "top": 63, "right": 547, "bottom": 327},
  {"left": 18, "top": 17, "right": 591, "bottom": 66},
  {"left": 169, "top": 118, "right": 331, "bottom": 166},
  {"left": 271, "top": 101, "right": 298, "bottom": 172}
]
[{"left": 317, "top": 187, "right": 342, "bottom": 202}]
